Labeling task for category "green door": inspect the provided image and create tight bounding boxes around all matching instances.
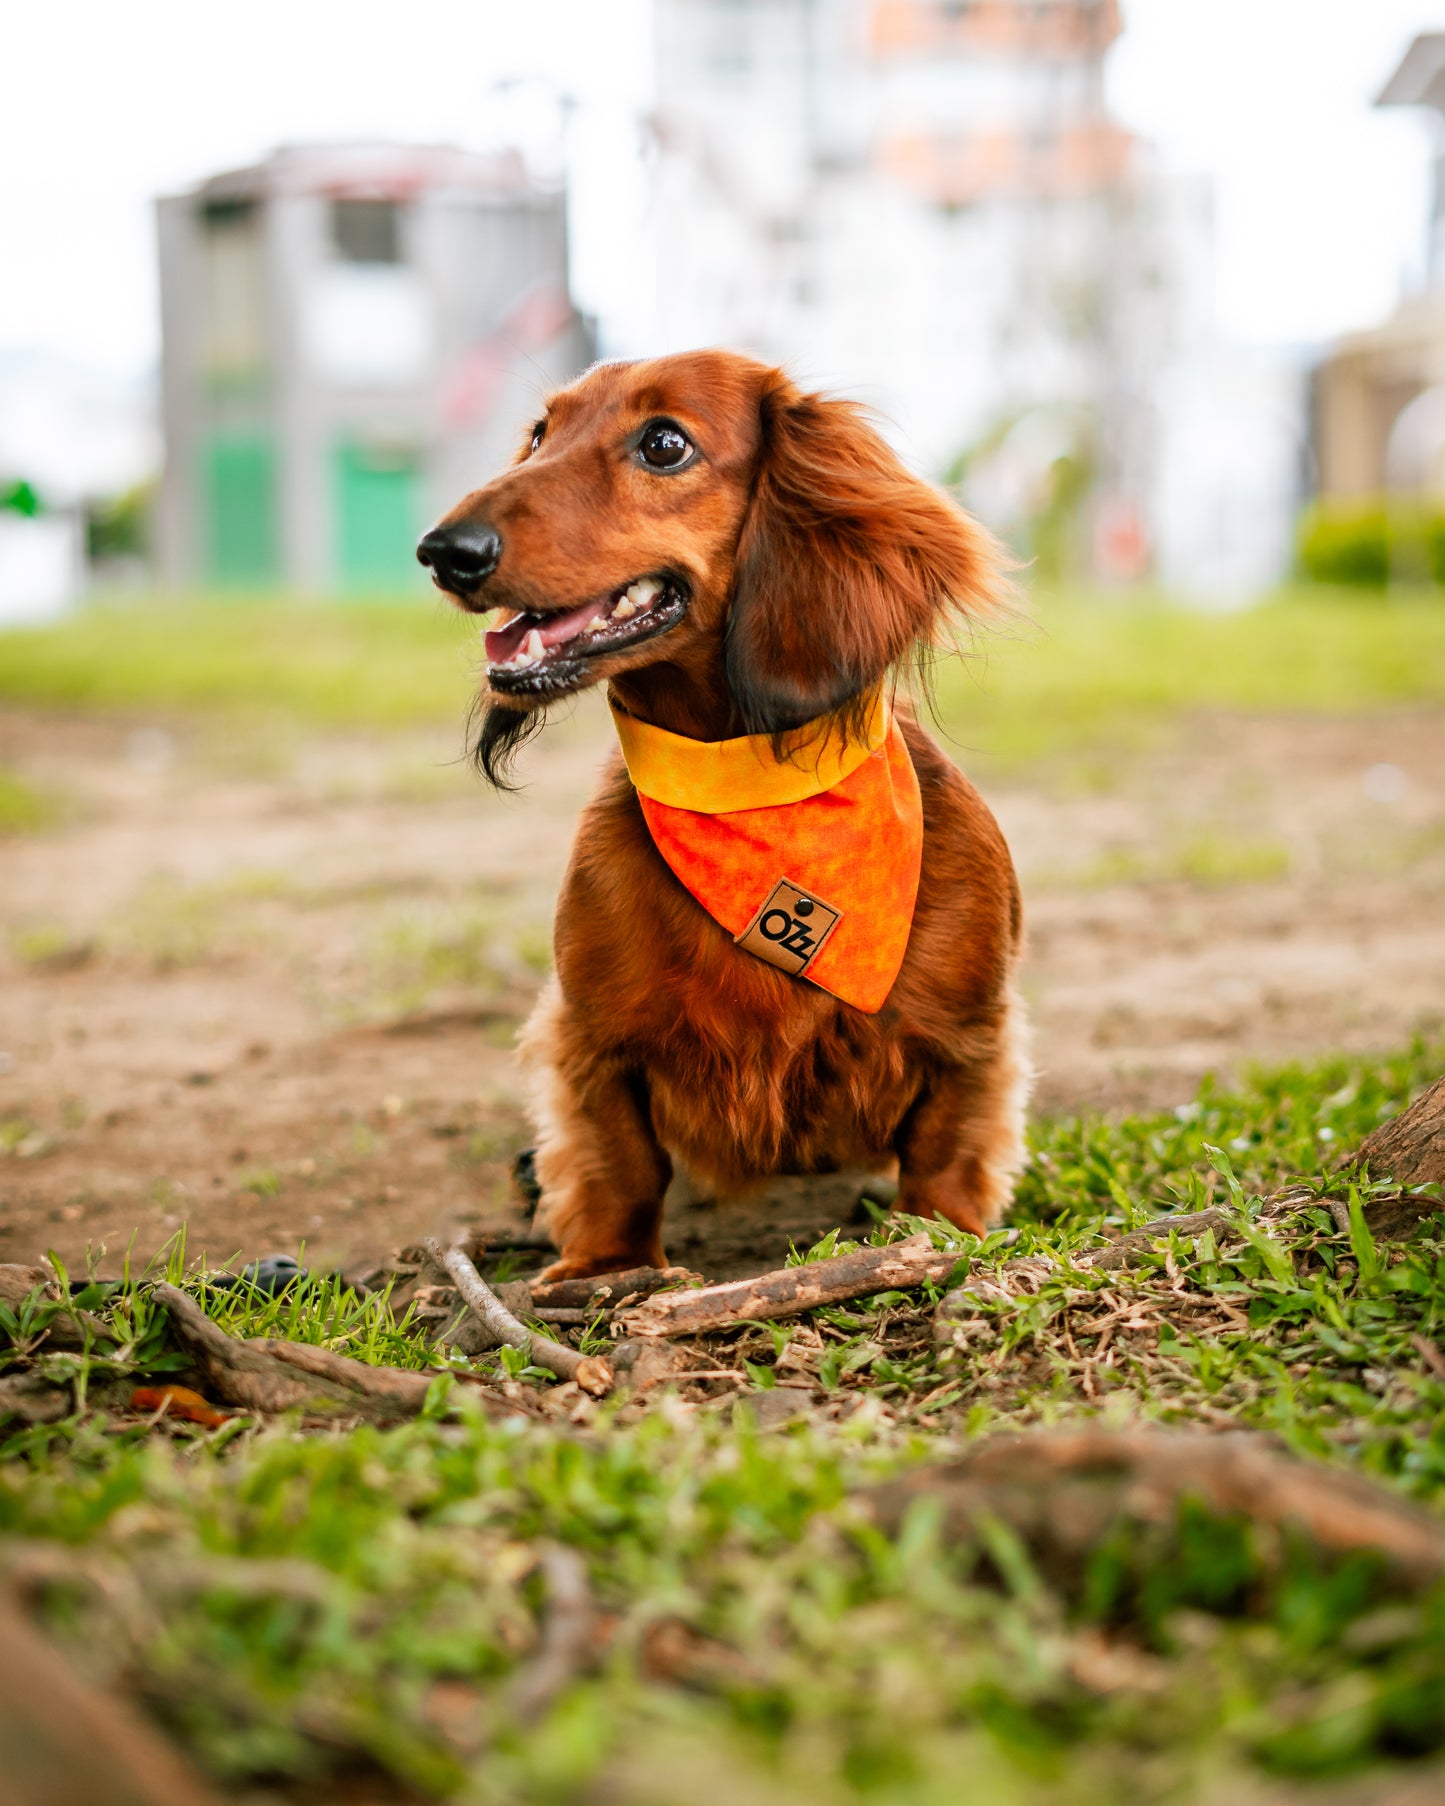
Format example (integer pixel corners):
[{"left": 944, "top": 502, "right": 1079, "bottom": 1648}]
[
  {"left": 334, "top": 441, "right": 423, "bottom": 592},
  {"left": 203, "top": 432, "right": 278, "bottom": 586}
]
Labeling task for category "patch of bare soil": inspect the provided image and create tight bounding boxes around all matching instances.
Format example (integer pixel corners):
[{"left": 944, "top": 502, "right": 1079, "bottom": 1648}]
[{"left": 2, "top": 703, "right": 1442, "bottom": 1278}]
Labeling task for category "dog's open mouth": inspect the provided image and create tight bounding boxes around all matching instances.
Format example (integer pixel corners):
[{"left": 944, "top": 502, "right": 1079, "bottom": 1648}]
[{"left": 484, "top": 575, "right": 686, "bottom": 693}]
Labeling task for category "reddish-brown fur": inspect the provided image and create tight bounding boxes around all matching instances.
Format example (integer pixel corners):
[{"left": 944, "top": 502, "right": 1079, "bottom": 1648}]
[{"left": 431, "top": 350, "right": 1030, "bottom": 1279}]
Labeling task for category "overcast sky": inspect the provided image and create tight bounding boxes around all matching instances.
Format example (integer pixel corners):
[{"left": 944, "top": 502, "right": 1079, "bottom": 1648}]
[{"left": 0, "top": 0, "right": 1438, "bottom": 377}]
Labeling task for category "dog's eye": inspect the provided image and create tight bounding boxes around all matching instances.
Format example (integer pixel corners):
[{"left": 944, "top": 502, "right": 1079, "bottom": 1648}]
[
  {"left": 529, "top": 421, "right": 546, "bottom": 455},
  {"left": 638, "top": 420, "right": 693, "bottom": 470}
]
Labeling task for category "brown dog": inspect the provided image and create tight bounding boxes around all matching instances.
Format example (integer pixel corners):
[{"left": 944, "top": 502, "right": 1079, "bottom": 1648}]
[{"left": 417, "top": 350, "right": 1030, "bottom": 1280}]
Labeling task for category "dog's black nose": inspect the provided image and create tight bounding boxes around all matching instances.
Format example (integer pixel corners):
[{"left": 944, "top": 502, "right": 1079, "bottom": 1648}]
[{"left": 416, "top": 523, "right": 502, "bottom": 593}]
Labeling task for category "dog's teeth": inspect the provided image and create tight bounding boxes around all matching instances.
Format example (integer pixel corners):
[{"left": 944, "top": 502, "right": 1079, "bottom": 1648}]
[
  {"left": 524, "top": 628, "right": 545, "bottom": 661},
  {"left": 625, "top": 578, "right": 662, "bottom": 609},
  {"left": 613, "top": 598, "right": 637, "bottom": 621},
  {"left": 587, "top": 615, "right": 608, "bottom": 631}
]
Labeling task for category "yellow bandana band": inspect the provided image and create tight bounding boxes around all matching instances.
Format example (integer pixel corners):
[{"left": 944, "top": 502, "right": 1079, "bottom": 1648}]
[
  {"left": 607, "top": 686, "right": 922, "bottom": 1013},
  {"left": 608, "top": 688, "right": 889, "bottom": 814}
]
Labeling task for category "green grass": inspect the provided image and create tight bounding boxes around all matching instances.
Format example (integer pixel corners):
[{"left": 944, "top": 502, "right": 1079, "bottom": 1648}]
[
  {"left": 0, "top": 592, "right": 481, "bottom": 727},
  {"left": 929, "top": 586, "right": 1445, "bottom": 767},
  {"left": 3, "top": 1042, "right": 1445, "bottom": 1803},
  {"left": 0, "top": 589, "right": 1442, "bottom": 765},
  {"left": 1057, "top": 830, "right": 1295, "bottom": 890}
]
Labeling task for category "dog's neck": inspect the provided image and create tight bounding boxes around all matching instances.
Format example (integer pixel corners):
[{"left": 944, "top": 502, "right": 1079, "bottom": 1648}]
[{"left": 607, "top": 658, "right": 747, "bottom": 743}]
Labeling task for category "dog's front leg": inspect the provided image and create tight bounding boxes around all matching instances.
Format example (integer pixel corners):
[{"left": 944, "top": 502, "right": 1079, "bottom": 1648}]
[{"left": 517, "top": 980, "right": 671, "bottom": 1281}]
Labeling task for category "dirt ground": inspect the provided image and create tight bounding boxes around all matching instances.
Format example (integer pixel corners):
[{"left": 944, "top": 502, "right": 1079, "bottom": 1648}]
[{"left": 3, "top": 700, "right": 1443, "bottom": 1281}]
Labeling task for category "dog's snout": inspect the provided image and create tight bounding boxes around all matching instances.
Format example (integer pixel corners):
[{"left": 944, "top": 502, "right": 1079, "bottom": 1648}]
[{"left": 416, "top": 522, "right": 503, "bottom": 594}]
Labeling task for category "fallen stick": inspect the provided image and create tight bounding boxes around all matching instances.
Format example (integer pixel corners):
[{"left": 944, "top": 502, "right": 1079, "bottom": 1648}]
[
  {"left": 1081, "top": 1207, "right": 1233, "bottom": 1271},
  {"left": 859, "top": 1426, "right": 1445, "bottom": 1586},
  {"left": 153, "top": 1284, "right": 526, "bottom": 1421},
  {"left": 616, "top": 1232, "right": 963, "bottom": 1340},
  {"left": 425, "top": 1239, "right": 613, "bottom": 1397}
]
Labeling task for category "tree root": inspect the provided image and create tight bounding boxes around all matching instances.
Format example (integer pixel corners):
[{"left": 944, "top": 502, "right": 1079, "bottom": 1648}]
[
  {"left": 0, "top": 1261, "right": 117, "bottom": 1353},
  {"left": 152, "top": 1284, "right": 526, "bottom": 1421},
  {"left": 616, "top": 1232, "right": 962, "bottom": 1340},
  {"left": 859, "top": 1426, "right": 1445, "bottom": 1586},
  {"left": 0, "top": 1371, "right": 71, "bottom": 1426},
  {"left": 425, "top": 1240, "right": 613, "bottom": 1397},
  {"left": 0, "top": 1587, "right": 225, "bottom": 1806},
  {"left": 1345, "top": 1073, "right": 1445, "bottom": 1192}
]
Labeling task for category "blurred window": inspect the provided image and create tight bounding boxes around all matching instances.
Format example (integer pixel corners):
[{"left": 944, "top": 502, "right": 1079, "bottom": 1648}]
[
  {"left": 707, "top": 0, "right": 752, "bottom": 77},
  {"left": 198, "top": 197, "right": 265, "bottom": 379},
  {"left": 332, "top": 199, "right": 402, "bottom": 264}
]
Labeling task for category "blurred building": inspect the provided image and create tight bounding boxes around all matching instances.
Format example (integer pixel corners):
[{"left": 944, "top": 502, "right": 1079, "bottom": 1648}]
[
  {"left": 1314, "top": 35, "right": 1445, "bottom": 499},
  {"left": 648, "top": 0, "right": 1296, "bottom": 592},
  {"left": 156, "top": 142, "right": 592, "bottom": 593}
]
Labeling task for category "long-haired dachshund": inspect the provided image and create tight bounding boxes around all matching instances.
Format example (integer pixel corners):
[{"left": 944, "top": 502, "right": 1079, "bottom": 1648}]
[{"left": 417, "top": 350, "right": 1029, "bottom": 1280}]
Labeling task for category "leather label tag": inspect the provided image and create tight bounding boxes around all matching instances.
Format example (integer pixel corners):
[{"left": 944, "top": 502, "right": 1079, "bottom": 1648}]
[{"left": 734, "top": 877, "right": 843, "bottom": 977}]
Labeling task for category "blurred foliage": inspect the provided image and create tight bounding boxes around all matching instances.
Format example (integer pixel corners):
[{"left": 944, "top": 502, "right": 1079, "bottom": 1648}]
[
  {"left": 85, "top": 480, "right": 154, "bottom": 564},
  {"left": 1, "top": 478, "right": 42, "bottom": 518},
  {"left": 1295, "top": 495, "right": 1445, "bottom": 590},
  {"left": 1028, "top": 450, "right": 1094, "bottom": 585}
]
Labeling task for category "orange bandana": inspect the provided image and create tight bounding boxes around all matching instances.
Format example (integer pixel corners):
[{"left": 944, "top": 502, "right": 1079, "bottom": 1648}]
[{"left": 610, "top": 691, "right": 922, "bottom": 1013}]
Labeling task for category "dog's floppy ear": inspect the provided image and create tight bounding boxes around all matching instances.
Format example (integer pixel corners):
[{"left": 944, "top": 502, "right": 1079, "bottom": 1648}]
[{"left": 725, "top": 371, "right": 1005, "bottom": 738}]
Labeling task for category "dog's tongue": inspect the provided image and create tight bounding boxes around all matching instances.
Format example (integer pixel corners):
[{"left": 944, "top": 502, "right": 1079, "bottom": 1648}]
[{"left": 484, "top": 598, "right": 601, "bottom": 664}]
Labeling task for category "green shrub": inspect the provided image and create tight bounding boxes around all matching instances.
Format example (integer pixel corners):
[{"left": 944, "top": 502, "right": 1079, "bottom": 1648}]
[{"left": 1296, "top": 494, "right": 1445, "bottom": 588}]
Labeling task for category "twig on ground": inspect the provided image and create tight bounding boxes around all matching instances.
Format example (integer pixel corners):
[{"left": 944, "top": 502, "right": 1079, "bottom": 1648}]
[
  {"left": 425, "top": 1239, "right": 613, "bottom": 1397},
  {"left": 1083, "top": 1208, "right": 1233, "bottom": 1271},
  {"left": 528, "top": 1265, "right": 702, "bottom": 1311},
  {"left": 1411, "top": 1333, "right": 1445, "bottom": 1381},
  {"left": 506, "top": 1543, "right": 596, "bottom": 1724},
  {"left": 616, "top": 1233, "right": 963, "bottom": 1340}
]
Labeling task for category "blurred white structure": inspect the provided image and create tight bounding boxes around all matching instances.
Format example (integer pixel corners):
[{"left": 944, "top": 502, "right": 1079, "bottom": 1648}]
[
  {"left": 0, "top": 514, "right": 82, "bottom": 626},
  {"left": 156, "top": 142, "right": 593, "bottom": 593},
  {"left": 648, "top": 0, "right": 1303, "bottom": 595},
  {"left": 0, "top": 351, "right": 156, "bottom": 623},
  {"left": 1313, "top": 35, "right": 1445, "bottom": 503}
]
